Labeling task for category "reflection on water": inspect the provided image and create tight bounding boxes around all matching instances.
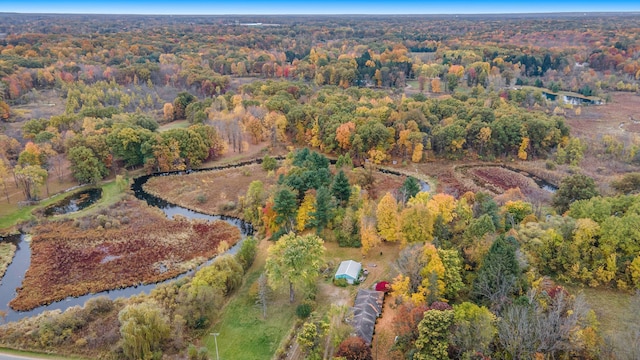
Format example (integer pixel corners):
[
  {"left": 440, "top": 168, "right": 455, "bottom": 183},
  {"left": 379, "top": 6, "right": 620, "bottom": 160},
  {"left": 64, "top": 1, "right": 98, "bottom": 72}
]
[{"left": 43, "top": 188, "right": 103, "bottom": 216}]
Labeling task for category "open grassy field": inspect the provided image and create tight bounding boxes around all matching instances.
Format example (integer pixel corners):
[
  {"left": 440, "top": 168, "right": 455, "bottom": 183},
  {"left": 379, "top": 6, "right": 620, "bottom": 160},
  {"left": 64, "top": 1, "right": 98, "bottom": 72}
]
[
  {"left": 566, "top": 286, "right": 640, "bottom": 356},
  {"left": 158, "top": 119, "right": 190, "bottom": 132},
  {"left": 204, "top": 239, "right": 297, "bottom": 360}
]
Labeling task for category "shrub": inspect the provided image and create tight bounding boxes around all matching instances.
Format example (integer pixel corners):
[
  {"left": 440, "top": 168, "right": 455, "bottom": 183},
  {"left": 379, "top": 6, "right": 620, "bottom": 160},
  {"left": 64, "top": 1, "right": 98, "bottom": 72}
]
[
  {"left": 236, "top": 236, "right": 258, "bottom": 271},
  {"left": 262, "top": 155, "right": 277, "bottom": 171},
  {"left": 545, "top": 161, "right": 556, "bottom": 170},
  {"left": 334, "top": 278, "right": 349, "bottom": 287},
  {"left": 296, "top": 303, "right": 313, "bottom": 319},
  {"left": 196, "top": 194, "right": 207, "bottom": 204},
  {"left": 219, "top": 201, "right": 236, "bottom": 211}
]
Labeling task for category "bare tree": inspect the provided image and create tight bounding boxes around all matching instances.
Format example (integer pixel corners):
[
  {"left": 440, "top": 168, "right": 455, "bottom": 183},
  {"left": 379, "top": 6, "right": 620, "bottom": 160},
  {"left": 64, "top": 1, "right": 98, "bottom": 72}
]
[
  {"left": 394, "top": 243, "right": 425, "bottom": 294},
  {"left": 499, "top": 290, "right": 594, "bottom": 359},
  {"left": 256, "top": 272, "right": 269, "bottom": 320}
]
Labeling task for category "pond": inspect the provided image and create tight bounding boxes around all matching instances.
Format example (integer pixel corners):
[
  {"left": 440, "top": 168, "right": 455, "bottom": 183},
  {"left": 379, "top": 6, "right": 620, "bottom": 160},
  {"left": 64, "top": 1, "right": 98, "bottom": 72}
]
[
  {"left": 0, "top": 170, "right": 253, "bottom": 324},
  {"left": 42, "top": 188, "right": 103, "bottom": 216}
]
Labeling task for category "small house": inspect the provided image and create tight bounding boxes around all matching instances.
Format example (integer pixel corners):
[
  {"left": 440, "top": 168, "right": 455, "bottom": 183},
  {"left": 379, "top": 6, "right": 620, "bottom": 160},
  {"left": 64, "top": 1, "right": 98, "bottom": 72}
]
[
  {"left": 335, "top": 260, "right": 362, "bottom": 284},
  {"left": 348, "top": 289, "right": 385, "bottom": 344}
]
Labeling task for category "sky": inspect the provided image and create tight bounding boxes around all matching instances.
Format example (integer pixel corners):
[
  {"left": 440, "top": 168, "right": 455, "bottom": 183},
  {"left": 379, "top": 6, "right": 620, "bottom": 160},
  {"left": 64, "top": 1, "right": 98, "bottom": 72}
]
[{"left": 4, "top": 0, "right": 640, "bottom": 15}]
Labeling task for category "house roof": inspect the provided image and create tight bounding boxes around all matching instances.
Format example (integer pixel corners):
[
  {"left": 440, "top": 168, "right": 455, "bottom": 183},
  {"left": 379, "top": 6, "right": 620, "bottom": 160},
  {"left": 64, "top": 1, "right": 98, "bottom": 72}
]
[
  {"left": 335, "top": 260, "right": 361, "bottom": 279},
  {"left": 349, "top": 289, "right": 384, "bottom": 344}
]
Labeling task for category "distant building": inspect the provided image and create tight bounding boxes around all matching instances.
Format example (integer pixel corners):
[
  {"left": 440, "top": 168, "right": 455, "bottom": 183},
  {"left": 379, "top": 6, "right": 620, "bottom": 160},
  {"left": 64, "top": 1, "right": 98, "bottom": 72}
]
[{"left": 335, "top": 260, "right": 361, "bottom": 285}]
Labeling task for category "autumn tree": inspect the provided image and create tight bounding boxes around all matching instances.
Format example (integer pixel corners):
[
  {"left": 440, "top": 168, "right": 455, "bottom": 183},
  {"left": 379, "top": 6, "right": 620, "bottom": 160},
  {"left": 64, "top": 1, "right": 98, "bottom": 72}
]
[
  {"left": 265, "top": 233, "right": 324, "bottom": 302},
  {"left": 336, "top": 121, "right": 356, "bottom": 150},
  {"left": 163, "top": 103, "right": 174, "bottom": 121},
  {"left": 335, "top": 337, "right": 372, "bottom": 360},
  {"left": 377, "top": 192, "right": 399, "bottom": 241},
  {"left": 191, "top": 255, "right": 243, "bottom": 296},
  {"left": 451, "top": 302, "right": 497, "bottom": 359},
  {"left": 14, "top": 164, "right": 47, "bottom": 201},
  {"left": 401, "top": 204, "right": 434, "bottom": 244},
  {"left": 296, "top": 191, "right": 316, "bottom": 232},
  {"left": 414, "top": 308, "right": 454, "bottom": 360}
]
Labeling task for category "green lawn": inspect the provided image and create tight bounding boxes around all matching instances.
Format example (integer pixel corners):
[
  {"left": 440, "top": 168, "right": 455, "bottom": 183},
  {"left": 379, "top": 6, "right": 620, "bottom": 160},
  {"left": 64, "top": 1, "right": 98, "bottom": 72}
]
[
  {"left": 0, "top": 190, "right": 72, "bottom": 231},
  {"left": 204, "top": 242, "right": 297, "bottom": 360},
  {"left": 159, "top": 119, "right": 190, "bottom": 132},
  {"left": 567, "top": 285, "right": 639, "bottom": 355}
]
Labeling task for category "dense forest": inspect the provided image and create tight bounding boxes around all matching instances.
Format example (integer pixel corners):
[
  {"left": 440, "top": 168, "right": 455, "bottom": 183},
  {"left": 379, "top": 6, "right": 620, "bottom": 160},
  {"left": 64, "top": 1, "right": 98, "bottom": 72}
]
[{"left": 1, "top": 12, "right": 640, "bottom": 360}]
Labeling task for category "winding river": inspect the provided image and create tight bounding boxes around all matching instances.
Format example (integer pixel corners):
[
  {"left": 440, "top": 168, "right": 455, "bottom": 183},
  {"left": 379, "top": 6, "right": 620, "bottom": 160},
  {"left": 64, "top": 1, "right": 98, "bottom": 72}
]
[{"left": 0, "top": 168, "right": 254, "bottom": 324}]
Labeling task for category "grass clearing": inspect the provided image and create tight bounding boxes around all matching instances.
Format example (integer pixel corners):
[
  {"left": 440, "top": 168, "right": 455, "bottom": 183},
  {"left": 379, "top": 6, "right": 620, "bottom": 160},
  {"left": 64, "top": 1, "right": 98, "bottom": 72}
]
[
  {"left": 205, "top": 240, "right": 297, "bottom": 360},
  {"left": 566, "top": 285, "right": 639, "bottom": 354},
  {"left": 158, "top": 119, "right": 190, "bottom": 132}
]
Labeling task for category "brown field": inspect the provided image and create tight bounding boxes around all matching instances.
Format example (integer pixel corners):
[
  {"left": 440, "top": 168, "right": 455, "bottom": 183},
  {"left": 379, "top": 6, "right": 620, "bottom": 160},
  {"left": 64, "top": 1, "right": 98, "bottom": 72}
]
[
  {"left": 144, "top": 161, "right": 409, "bottom": 220},
  {"left": 10, "top": 196, "right": 240, "bottom": 311},
  {"left": 569, "top": 92, "right": 640, "bottom": 137},
  {"left": 144, "top": 163, "right": 276, "bottom": 218}
]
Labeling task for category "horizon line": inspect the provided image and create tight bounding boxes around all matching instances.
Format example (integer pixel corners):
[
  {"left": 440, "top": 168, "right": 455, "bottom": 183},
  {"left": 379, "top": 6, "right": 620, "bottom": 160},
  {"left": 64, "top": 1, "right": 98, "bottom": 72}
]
[{"left": 3, "top": 11, "right": 640, "bottom": 16}]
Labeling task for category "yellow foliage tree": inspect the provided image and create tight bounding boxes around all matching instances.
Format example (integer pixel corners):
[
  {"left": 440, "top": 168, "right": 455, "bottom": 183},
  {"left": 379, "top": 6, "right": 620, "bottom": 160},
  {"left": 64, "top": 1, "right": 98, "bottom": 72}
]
[
  {"left": 420, "top": 243, "right": 446, "bottom": 302},
  {"left": 368, "top": 148, "right": 388, "bottom": 164},
  {"left": 431, "top": 78, "right": 442, "bottom": 93},
  {"left": 360, "top": 222, "right": 381, "bottom": 256},
  {"left": 376, "top": 192, "right": 400, "bottom": 241},
  {"left": 390, "top": 274, "right": 411, "bottom": 303},
  {"left": 629, "top": 256, "right": 640, "bottom": 289},
  {"left": 412, "top": 143, "right": 424, "bottom": 163},
  {"left": 296, "top": 192, "right": 316, "bottom": 232},
  {"left": 518, "top": 137, "right": 530, "bottom": 160},
  {"left": 409, "top": 191, "right": 431, "bottom": 207},
  {"left": 427, "top": 193, "right": 457, "bottom": 223},
  {"left": 401, "top": 204, "right": 434, "bottom": 244},
  {"left": 163, "top": 103, "right": 174, "bottom": 122}
]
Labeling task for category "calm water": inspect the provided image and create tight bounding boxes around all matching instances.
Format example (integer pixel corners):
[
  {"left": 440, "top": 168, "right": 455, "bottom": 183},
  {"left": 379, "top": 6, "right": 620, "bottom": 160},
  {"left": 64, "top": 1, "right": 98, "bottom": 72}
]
[{"left": 43, "top": 188, "right": 103, "bottom": 216}]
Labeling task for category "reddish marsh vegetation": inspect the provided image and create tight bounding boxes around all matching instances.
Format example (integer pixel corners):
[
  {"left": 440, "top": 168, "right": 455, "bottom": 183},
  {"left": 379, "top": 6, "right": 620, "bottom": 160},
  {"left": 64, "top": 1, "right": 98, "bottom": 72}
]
[{"left": 10, "top": 197, "right": 240, "bottom": 311}]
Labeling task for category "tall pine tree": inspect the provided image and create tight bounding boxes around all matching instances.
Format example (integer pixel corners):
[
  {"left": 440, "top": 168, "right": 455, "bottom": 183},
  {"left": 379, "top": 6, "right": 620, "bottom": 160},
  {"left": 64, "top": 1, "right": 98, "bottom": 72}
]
[
  {"left": 331, "top": 169, "right": 351, "bottom": 205},
  {"left": 311, "top": 186, "right": 332, "bottom": 234}
]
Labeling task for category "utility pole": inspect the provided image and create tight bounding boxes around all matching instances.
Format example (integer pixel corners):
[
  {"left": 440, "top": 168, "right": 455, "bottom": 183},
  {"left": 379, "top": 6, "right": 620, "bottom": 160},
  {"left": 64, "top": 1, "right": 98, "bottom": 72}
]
[{"left": 210, "top": 333, "right": 220, "bottom": 360}]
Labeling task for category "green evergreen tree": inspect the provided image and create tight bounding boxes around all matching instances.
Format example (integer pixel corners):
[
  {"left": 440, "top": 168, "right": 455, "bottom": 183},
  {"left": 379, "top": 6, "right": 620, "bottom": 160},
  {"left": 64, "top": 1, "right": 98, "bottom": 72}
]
[
  {"left": 400, "top": 176, "right": 421, "bottom": 203},
  {"left": 472, "top": 235, "right": 520, "bottom": 311},
  {"left": 331, "top": 170, "right": 351, "bottom": 205},
  {"left": 311, "top": 186, "right": 333, "bottom": 233},
  {"left": 273, "top": 188, "right": 298, "bottom": 234}
]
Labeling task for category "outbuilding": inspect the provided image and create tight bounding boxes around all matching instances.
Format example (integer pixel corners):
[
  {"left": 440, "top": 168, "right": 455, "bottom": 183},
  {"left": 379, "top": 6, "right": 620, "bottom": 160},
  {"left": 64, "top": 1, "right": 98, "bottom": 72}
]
[{"left": 334, "top": 260, "right": 362, "bottom": 284}]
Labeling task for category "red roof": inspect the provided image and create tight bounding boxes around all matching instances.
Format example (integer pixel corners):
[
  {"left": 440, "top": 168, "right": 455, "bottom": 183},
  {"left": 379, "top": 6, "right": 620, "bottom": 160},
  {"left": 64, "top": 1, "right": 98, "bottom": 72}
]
[{"left": 375, "top": 281, "right": 390, "bottom": 292}]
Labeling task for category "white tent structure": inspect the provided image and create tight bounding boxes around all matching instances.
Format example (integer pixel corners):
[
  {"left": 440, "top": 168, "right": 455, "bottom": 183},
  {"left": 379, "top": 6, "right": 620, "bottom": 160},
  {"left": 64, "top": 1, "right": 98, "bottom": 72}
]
[{"left": 335, "top": 260, "right": 362, "bottom": 284}]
